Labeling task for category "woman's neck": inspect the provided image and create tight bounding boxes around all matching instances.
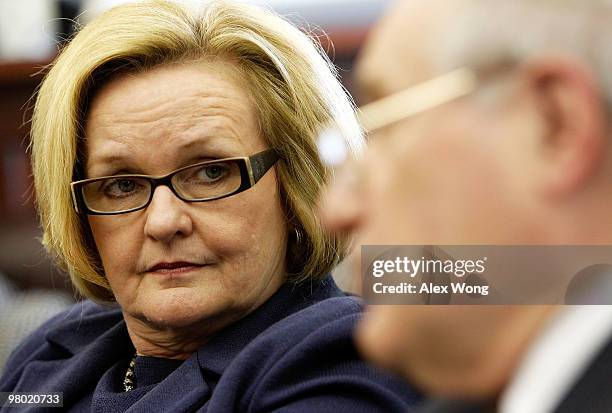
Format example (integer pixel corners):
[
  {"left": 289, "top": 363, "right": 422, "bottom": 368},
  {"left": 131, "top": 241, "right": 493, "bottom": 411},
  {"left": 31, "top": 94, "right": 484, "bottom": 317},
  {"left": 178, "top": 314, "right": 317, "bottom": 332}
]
[{"left": 122, "top": 312, "right": 232, "bottom": 360}]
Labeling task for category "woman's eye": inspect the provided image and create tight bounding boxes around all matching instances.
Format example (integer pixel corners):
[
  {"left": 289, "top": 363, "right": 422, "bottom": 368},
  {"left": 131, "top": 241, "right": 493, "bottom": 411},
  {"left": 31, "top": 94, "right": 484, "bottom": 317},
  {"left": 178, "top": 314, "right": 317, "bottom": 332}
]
[
  {"left": 103, "top": 178, "right": 141, "bottom": 197},
  {"left": 195, "top": 164, "right": 228, "bottom": 182},
  {"left": 117, "top": 179, "right": 135, "bottom": 192}
]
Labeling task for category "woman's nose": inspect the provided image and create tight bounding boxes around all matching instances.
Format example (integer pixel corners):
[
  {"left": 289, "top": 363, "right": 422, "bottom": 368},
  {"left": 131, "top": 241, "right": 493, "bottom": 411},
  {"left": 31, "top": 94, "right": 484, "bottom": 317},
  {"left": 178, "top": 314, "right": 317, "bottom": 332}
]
[{"left": 144, "top": 186, "right": 194, "bottom": 243}]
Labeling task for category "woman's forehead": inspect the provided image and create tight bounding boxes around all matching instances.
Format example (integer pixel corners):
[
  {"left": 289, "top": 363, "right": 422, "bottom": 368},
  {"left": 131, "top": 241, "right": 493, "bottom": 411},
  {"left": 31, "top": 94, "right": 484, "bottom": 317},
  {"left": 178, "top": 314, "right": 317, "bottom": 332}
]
[
  {"left": 84, "top": 61, "right": 257, "bottom": 136},
  {"left": 83, "top": 62, "right": 264, "bottom": 174}
]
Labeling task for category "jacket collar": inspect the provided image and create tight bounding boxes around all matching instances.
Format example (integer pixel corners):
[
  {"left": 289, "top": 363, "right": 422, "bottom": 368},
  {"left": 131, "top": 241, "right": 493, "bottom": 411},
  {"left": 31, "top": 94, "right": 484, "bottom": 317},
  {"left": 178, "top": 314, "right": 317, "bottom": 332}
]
[
  {"left": 46, "top": 300, "right": 126, "bottom": 355},
  {"left": 195, "top": 275, "right": 343, "bottom": 375}
]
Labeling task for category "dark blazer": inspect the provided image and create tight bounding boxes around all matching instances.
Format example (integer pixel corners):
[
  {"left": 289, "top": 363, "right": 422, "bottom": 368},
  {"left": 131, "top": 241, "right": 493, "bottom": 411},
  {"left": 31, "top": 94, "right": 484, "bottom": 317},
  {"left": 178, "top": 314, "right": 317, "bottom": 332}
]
[
  {"left": 554, "top": 335, "right": 612, "bottom": 413},
  {"left": 0, "top": 276, "right": 419, "bottom": 412},
  {"left": 415, "top": 334, "right": 612, "bottom": 413}
]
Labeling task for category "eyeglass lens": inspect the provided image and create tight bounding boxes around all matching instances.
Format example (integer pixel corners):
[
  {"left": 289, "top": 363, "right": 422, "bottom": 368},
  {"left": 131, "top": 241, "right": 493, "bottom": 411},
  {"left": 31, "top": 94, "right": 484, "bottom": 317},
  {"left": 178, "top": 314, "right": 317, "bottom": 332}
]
[{"left": 80, "top": 160, "right": 242, "bottom": 213}]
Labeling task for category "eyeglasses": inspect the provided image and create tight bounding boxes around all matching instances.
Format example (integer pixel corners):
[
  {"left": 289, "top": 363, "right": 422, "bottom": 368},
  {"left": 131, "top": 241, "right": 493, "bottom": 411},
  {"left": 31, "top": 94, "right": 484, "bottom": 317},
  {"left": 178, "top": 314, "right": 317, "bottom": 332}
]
[
  {"left": 71, "top": 149, "right": 279, "bottom": 215},
  {"left": 317, "top": 67, "right": 479, "bottom": 168}
]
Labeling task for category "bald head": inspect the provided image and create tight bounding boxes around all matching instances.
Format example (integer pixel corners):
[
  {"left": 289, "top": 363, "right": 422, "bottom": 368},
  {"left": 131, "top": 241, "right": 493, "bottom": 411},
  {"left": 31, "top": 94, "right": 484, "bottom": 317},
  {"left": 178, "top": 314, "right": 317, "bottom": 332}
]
[
  {"left": 355, "top": 0, "right": 473, "bottom": 102},
  {"left": 357, "top": 0, "right": 612, "bottom": 110}
]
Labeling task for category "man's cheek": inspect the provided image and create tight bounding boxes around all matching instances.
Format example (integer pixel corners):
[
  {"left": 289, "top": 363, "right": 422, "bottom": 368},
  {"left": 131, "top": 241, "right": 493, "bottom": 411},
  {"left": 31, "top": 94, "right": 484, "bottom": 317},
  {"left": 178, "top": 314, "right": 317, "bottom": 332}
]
[{"left": 357, "top": 306, "right": 417, "bottom": 369}]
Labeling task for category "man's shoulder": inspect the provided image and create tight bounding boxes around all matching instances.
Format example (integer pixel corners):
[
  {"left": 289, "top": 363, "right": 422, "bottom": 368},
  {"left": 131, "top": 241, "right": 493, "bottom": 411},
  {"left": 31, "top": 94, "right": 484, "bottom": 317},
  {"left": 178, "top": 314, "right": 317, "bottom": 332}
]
[{"left": 554, "top": 332, "right": 612, "bottom": 412}]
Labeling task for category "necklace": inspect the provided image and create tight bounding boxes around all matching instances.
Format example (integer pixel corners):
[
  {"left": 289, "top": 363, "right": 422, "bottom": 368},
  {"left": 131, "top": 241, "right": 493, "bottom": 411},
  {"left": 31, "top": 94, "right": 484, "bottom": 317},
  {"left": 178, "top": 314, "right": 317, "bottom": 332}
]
[{"left": 123, "top": 355, "right": 137, "bottom": 392}]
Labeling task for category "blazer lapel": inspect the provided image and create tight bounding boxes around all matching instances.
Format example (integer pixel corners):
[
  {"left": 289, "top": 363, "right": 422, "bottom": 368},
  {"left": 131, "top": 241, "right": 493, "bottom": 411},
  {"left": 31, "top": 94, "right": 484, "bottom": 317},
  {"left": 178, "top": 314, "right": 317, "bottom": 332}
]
[
  {"left": 553, "top": 336, "right": 612, "bottom": 413},
  {"left": 415, "top": 398, "right": 496, "bottom": 413}
]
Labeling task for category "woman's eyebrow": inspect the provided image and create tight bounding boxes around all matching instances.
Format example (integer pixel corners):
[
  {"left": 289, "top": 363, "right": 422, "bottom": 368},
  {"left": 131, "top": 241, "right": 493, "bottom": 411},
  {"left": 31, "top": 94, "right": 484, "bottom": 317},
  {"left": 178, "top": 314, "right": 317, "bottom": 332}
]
[
  {"left": 85, "top": 157, "right": 139, "bottom": 178},
  {"left": 178, "top": 135, "right": 237, "bottom": 152},
  {"left": 174, "top": 137, "right": 242, "bottom": 161},
  {"left": 86, "top": 136, "right": 241, "bottom": 176}
]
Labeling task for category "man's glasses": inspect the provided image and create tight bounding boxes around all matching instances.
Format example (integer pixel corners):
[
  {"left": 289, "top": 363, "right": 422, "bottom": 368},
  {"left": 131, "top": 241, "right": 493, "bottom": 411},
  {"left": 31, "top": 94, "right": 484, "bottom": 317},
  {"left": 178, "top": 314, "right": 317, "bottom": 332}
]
[
  {"left": 71, "top": 149, "right": 279, "bottom": 215},
  {"left": 317, "top": 68, "right": 479, "bottom": 168}
]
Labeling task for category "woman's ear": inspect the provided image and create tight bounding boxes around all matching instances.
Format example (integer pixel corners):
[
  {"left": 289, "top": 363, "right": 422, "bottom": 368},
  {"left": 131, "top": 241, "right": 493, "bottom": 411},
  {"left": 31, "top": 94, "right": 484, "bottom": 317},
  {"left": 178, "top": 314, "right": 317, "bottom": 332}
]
[{"left": 521, "top": 54, "right": 606, "bottom": 198}]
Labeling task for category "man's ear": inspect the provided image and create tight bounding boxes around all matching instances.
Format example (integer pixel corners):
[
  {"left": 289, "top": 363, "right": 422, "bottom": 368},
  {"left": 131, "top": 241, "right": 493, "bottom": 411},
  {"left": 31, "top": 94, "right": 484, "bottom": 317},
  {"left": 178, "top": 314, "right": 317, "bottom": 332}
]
[{"left": 521, "top": 55, "right": 606, "bottom": 198}]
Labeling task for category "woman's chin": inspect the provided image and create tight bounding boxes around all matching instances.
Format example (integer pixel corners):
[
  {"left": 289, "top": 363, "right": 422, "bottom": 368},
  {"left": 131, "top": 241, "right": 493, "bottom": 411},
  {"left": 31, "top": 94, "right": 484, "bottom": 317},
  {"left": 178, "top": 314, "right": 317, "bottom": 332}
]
[{"left": 130, "top": 287, "right": 235, "bottom": 330}]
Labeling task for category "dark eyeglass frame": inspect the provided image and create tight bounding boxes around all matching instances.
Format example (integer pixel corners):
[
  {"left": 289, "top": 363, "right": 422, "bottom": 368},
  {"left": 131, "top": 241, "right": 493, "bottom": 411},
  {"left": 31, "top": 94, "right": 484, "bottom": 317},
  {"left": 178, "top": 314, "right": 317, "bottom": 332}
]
[{"left": 70, "top": 149, "right": 279, "bottom": 215}]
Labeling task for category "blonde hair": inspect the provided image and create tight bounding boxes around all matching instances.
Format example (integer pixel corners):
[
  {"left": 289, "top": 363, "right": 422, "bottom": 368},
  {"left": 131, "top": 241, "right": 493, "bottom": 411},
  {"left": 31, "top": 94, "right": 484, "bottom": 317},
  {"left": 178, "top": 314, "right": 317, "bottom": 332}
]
[{"left": 30, "top": 0, "right": 363, "bottom": 302}]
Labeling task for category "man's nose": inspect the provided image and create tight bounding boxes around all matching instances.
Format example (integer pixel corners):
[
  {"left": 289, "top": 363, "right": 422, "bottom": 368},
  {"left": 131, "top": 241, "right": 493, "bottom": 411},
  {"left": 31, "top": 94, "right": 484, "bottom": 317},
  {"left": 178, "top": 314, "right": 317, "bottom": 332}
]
[
  {"left": 318, "top": 163, "right": 365, "bottom": 235},
  {"left": 144, "top": 185, "right": 194, "bottom": 243}
]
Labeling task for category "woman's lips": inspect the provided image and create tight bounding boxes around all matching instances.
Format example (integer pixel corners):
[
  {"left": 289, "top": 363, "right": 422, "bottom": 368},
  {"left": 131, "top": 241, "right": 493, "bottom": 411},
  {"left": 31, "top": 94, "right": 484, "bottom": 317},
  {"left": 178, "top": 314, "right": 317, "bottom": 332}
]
[{"left": 147, "top": 262, "right": 205, "bottom": 275}]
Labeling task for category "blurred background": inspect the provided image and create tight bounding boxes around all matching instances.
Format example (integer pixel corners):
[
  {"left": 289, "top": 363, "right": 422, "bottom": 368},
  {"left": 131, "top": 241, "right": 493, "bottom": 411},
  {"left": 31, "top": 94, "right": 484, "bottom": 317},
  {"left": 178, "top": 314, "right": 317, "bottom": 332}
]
[{"left": 0, "top": 0, "right": 388, "bottom": 370}]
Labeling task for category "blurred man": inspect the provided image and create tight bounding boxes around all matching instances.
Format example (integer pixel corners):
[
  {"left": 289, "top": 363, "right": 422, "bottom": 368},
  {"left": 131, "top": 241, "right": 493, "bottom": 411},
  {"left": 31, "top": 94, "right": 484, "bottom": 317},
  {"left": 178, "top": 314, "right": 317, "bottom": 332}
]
[{"left": 321, "top": 0, "right": 612, "bottom": 411}]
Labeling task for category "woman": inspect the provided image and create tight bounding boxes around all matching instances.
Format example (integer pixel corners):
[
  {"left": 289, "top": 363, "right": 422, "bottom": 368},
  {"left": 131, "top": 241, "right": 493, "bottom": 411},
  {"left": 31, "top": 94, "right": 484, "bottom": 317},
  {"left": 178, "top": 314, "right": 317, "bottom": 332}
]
[{"left": 0, "top": 1, "right": 418, "bottom": 412}]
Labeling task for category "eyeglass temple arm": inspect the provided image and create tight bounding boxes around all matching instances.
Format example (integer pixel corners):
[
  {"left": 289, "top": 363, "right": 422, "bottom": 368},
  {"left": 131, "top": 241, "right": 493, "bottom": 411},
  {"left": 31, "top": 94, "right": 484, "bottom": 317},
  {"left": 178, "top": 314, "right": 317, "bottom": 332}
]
[
  {"left": 250, "top": 149, "right": 280, "bottom": 183},
  {"left": 357, "top": 68, "right": 478, "bottom": 133}
]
